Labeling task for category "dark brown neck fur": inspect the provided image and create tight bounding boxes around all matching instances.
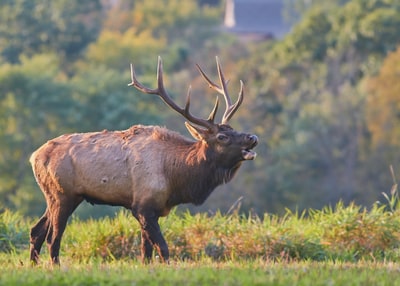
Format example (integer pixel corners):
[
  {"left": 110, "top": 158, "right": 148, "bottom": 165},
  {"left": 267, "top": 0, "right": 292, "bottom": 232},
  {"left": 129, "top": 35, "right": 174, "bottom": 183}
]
[{"left": 164, "top": 141, "right": 242, "bottom": 208}]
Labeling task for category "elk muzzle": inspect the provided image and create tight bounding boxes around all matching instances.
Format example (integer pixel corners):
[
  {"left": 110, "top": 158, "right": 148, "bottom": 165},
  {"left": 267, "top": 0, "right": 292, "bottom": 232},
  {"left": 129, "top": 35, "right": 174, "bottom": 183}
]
[{"left": 242, "top": 134, "right": 258, "bottom": 160}]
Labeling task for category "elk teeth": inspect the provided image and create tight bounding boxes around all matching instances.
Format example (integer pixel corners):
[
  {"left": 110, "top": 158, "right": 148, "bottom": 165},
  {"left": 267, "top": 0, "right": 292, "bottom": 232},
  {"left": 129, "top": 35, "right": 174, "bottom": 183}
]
[{"left": 242, "top": 149, "right": 256, "bottom": 160}]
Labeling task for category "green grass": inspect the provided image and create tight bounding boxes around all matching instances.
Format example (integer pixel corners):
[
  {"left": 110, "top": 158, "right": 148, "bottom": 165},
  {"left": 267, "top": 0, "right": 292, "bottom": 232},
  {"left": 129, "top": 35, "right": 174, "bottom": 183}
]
[
  {"left": 2, "top": 194, "right": 400, "bottom": 285},
  {"left": 2, "top": 253, "right": 400, "bottom": 285}
]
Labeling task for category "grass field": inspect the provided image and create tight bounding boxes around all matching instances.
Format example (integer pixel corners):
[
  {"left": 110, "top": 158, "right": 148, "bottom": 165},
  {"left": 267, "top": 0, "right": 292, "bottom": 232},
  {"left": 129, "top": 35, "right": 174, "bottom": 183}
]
[
  {"left": 2, "top": 192, "right": 400, "bottom": 285},
  {"left": 1, "top": 253, "right": 400, "bottom": 285}
]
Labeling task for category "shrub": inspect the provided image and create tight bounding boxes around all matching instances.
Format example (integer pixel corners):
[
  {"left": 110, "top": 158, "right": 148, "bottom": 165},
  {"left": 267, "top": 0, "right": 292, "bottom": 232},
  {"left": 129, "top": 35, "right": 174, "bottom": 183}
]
[{"left": 0, "top": 210, "right": 29, "bottom": 253}]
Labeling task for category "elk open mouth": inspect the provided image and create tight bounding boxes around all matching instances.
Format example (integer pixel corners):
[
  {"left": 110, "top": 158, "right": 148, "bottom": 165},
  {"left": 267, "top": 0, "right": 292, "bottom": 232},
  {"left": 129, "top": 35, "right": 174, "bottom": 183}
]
[
  {"left": 242, "top": 148, "right": 257, "bottom": 160},
  {"left": 242, "top": 140, "right": 258, "bottom": 160}
]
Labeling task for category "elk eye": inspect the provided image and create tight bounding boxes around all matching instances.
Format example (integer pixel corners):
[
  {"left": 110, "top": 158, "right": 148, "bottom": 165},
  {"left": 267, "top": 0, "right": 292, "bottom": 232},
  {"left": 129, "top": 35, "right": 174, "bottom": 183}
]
[{"left": 217, "top": 134, "right": 229, "bottom": 142}]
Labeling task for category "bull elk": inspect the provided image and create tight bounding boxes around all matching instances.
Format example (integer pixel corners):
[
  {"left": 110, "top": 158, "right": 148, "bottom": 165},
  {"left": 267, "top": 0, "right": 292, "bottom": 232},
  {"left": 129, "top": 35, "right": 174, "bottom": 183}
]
[{"left": 29, "top": 57, "right": 258, "bottom": 265}]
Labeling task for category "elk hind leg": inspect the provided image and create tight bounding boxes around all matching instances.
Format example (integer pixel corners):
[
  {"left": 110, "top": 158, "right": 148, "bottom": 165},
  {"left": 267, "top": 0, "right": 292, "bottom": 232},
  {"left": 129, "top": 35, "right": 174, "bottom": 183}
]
[
  {"left": 46, "top": 197, "right": 82, "bottom": 265},
  {"left": 30, "top": 210, "right": 50, "bottom": 265}
]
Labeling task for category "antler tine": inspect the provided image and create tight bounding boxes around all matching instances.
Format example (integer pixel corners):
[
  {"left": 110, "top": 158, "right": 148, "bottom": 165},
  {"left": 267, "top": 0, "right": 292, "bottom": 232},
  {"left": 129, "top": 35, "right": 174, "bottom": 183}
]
[
  {"left": 207, "top": 97, "right": 219, "bottom": 123},
  {"left": 182, "top": 85, "right": 219, "bottom": 126},
  {"left": 197, "top": 57, "right": 244, "bottom": 125},
  {"left": 221, "top": 80, "right": 244, "bottom": 124},
  {"left": 216, "top": 57, "right": 232, "bottom": 108},
  {"left": 196, "top": 64, "right": 223, "bottom": 93},
  {"left": 216, "top": 57, "right": 244, "bottom": 124},
  {"left": 128, "top": 63, "right": 157, "bottom": 94},
  {"left": 128, "top": 57, "right": 216, "bottom": 130}
]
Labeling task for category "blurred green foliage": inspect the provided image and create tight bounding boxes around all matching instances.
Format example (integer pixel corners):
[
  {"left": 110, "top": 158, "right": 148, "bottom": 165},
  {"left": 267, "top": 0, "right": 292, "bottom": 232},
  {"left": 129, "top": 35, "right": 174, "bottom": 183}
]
[{"left": 0, "top": 0, "right": 400, "bottom": 217}]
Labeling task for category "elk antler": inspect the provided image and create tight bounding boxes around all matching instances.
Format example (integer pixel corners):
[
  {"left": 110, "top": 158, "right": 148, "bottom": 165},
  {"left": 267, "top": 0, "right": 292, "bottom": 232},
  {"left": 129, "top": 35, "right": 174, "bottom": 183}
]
[
  {"left": 196, "top": 56, "right": 244, "bottom": 125},
  {"left": 128, "top": 56, "right": 219, "bottom": 131}
]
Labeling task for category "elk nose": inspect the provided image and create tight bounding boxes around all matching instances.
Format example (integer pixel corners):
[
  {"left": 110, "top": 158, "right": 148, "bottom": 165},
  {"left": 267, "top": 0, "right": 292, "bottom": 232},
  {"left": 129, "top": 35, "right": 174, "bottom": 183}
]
[{"left": 246, "top": 134, "right": 258, "bottom": 144}]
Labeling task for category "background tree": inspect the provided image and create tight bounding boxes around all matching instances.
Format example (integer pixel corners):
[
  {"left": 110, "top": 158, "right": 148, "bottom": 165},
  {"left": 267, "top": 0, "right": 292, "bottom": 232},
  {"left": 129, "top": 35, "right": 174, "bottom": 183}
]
[
  {"left": 0, "top": 0, "right": 102, "bottom": 64},
  {"left": 1, "top": 0, "right": 400, "bottom": 217},
  {"left": 0, "top": 54, "right": 77, "bottom": 214},
  {"left": 364, "top": 46, "right": 400, "bottom": 190},
  {"left": 366, "top": 47, "right": 400, "bottom": 149},
  {"left": 220, "top": 0, "right": 400, "bottom": 213}
]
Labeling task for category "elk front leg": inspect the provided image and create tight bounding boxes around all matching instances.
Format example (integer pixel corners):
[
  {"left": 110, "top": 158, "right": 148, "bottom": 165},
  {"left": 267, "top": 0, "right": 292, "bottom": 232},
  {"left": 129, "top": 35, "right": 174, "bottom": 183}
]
[
  {"left": 134, "top": 210, "right": 169, "bottom": 263},
  {"left": 140, "top": 230, "right": 153, "bottom": 263}
]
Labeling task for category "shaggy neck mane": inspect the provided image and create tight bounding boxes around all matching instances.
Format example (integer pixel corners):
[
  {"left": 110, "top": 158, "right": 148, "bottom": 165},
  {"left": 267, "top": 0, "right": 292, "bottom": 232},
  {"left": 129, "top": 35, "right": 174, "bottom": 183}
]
[{"left": 165, "top": 140, "right": 242, "bottom": 207}]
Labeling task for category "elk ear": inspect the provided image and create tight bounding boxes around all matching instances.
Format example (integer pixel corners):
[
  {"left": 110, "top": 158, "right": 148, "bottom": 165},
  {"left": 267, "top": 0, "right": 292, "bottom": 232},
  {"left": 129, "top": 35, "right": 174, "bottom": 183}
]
[{"left": 185, "top": 121, "right": 208, "bottom": 141}]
